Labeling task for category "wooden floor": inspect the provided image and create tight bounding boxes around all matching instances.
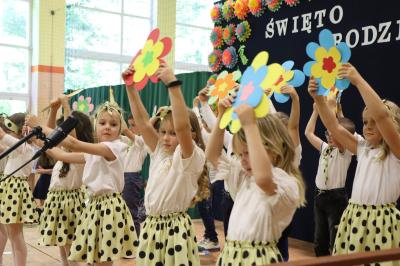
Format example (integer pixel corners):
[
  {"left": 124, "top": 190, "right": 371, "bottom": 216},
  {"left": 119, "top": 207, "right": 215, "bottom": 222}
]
[{"left": 1, "top": 220, "right": 314, "bottom": 265}]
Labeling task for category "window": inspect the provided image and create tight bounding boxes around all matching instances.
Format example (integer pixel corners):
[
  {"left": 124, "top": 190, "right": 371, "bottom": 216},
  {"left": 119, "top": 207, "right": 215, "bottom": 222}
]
[
  {"left": 65, "top": 0, "right": 154, "bottom": 91},
  {"left": 175, "top": 0, "right": 214, "bottom": 73},
  {"left": 0, "top": 0, "right": 31, "bottom": 115}
]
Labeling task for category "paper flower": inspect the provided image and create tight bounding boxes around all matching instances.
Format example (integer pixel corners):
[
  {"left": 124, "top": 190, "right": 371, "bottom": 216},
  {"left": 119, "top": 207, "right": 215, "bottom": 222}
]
[
  {"left": 236, "top": 21, "right": 251, "bottom": 42},
  {"left": 223, "top": 24, "right": 236, "bottom": 46},
  {"left": 222, "top": 0, "right": 235, "bottom": 21},
  {"left": 209, "top": 49, "right": 223, "bottom": 72},
  {"left": 234, "top": 0, "right": 249, "bottom": 20},
  {"left": 220, "top": 53, "right": 271, "bottom": 133},
  {"left": 266, "top": 0, "right": 283, "bottom": 12},
  {"left": 125, "top": 28, "right": 172, "bottom": 91},
  {"left": 264, "top": 60, "right": 305, "bottom": 103},
  {"left": 284, "top": 0, "right": 300, "bottom": 6},
  {"left": 210, "top": 26, "right": 223, "bottom": 48},
  {"left": 211, "top": 3, "right": 223, "bottom": 24},
  {"left": 222, "top": 47, "right": 238, "bottom": 69},
  {"left": 72, "top": 95, "right": 94, "bottom": 114},
  {"left": 207, "top": 74, "right": 218, "bottom": 87},
  {"left": 208, "top": 70, "right": 241, "bottom": 105},
  {"left": 303, "top": 29, "right": 351, "bottom": 96},
  {"left": 248, "top": 0, "right": 266, "bottom": 17}
]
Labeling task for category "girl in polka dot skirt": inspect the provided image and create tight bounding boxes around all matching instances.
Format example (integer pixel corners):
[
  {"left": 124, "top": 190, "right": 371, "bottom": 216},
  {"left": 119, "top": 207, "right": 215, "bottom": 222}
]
[
  {"left": 310, "top": 63, "right": 400, "bottom": 265},
  {"left": 205, "top": 97, "right": 306, "bottom": 265},
  {"left": 0, "top": 113, "right": 38, "bottom": 266},
  {"left": 26, "top": 101, "right": 137, "bottom": 266},
  {"left": 35, "top": 96, "right": 94, "bottom": 266},
  {"left": 123, "top": 63, "right": 209, "bottom": 266}
]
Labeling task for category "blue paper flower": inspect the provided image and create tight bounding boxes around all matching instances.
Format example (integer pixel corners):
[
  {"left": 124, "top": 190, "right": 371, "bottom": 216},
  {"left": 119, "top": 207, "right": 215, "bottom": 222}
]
[{"left": 303, "top": 29, "right": 351, "bottom": 96}]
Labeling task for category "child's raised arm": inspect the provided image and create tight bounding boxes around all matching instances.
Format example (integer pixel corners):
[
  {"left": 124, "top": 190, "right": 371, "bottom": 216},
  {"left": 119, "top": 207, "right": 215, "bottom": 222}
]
[
  {"left": 156, "top": 63, "right": 193, "bottom": 158},
  {"left": 281, "top": 85, "right": 300, "bottom": 147},
  {"left": 304, "top": 105, "right": 323, "bottom": 151},
  {"left": 235, "top": 104, "right": 276, "bottom": 195},
  {"left": 309, "top": 77, "right": 357, "bottom": 154},
  {"left": 123, "top": 69, "right": 158, "bottom": 152},
  {"left": 205, "top": 97, "right": 233, "bottom": 167},
  {"left": 47, "top": 98, "right": 61, "bottom": 129},
  {"left": 339, "top": 63, "right": 400, "bottom": 158}
]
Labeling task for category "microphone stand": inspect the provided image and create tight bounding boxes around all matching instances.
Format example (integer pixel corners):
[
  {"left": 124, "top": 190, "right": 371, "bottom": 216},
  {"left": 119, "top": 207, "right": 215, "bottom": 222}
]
[{"left": 0, "top": 127, "right": 46, "bottom": 183}]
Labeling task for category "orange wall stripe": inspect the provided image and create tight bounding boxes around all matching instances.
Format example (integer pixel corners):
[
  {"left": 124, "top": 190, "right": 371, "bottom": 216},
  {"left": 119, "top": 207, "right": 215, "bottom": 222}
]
[{"left": 31, "top": 65, "right": 64, "bottom": 74}]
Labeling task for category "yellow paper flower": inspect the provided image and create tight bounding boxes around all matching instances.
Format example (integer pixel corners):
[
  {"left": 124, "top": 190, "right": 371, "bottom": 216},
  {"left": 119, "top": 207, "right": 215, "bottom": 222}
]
[
  {"left": 220, "top": 94, "right": 270, "bottom": 133},
  {"left": 262, "top": 63, "right": 294, "bottom": 94},
  {"left": 310, "top": 46, "right": 342, "bottom": 89}
]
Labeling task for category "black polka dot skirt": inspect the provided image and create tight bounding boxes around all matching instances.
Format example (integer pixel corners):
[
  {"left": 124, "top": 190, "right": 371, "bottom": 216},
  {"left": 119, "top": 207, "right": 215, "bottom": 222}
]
[
  {"left": 333, "top": 201, "right": 400, "bottom": 265},
  {"left": 38, "top": 188, "right": 85, "bottom": 246},
  {"left": 136, "top": 212, "right": 200, "bottom": 266},
  {"left": 68, "top": 192, "right": 137, "bottom": 264},
  {"left": 0, "top": 176, "right": 37, "bottom": 224},
  {"left": 217, "top": 239, "right": 283, "bottom": 266}
]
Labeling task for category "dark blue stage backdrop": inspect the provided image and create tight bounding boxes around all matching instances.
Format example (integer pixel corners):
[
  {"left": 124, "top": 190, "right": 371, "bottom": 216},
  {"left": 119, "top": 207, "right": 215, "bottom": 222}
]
[{"left": 214, "top": 0, "right": 400, "bottom": 242}]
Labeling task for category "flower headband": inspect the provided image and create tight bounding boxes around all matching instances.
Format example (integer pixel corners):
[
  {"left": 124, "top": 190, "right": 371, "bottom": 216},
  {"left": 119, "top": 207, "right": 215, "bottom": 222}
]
[{"left": 154, "top": 106, "right": 172, "bottom": 121}]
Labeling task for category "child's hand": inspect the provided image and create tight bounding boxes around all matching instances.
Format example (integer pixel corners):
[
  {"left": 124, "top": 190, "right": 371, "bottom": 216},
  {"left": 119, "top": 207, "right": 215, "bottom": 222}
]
[
  {"left": 235, "top": 104, "right": 256, "bottom": 127},
  {"left": 218, "top": 91, "right": 236, "bottom": 115},
  {"left": 327, "top": 95, "right": 337, "bottom": 111},
  {"left": 193, "top": 96, "right": 200, "bottom": 108},
  {"left": 122, "top": 68, "right": 135, "bottom": 87},
  {"left": 307, "top": 77, "right": 319, "bottom": 99},
  {"left": 49, "top": 98, "right": 61, "bottom": 111},
  {"left": 198, "top": 87, "right": 209, "bottom": 102},
  {"left": 338, "top": 63, "right": 362, "bottom": 86},
  {"left": 25, "top": 115, "right": 40, "bottom": 128},
  {"left": 281, "top": 85, "right": 298, "bottom": 98},
  {"left": 156, "top": 63, "right": 176, "bottom": 86},
  {"left": 264, "top": 88, "right": 272, "bottom": 96},
  {"left": 58, "top": 94, "right": 69, "bottom": 107}
]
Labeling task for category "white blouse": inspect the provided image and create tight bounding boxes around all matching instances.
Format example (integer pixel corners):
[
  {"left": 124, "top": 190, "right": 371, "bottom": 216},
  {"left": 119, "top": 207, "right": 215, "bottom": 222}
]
[
  {"left": 351, "top": 138, "right": 400, "bottom": 205},
  {"left": 145, "top": 140, "right": 205, "bottom": 216},
  {"left": 82, "top": 140, "right": 127, "bottom": 196},
  {"left": 315, "top": 142, "right": 352, "bottom": 190},
  {"left": 49, "top": 161, "right": 84, "bottom": 191},
  {"left": 214, "top": 153, "right": 300, "bottom": 242},
  {"left": 0, "top": 134, "right": 34, "bottom": 178},
  {"left": 123, "top": 136, "right": 148, "bottom": 173}
]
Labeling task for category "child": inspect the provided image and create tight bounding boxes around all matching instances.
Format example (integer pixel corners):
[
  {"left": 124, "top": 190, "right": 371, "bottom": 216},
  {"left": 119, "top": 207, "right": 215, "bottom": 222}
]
[
  {"left": 305, "top": 105, "right": 355, "bottom": 256},
  {"left": 0, "top": 113, "right": 38, "bottom": 266},
  {"left": 26, "top": 101, "right": 137, "bottom": 266},
  {"left": 309, "top": 63, "right": 400, "bottom": 261},
  {"left": 206, "top": 95, "right": 306, "bottom": 265},
  {"left": 33, "top": 153, "right": 55, "bottom": 217},
  {"left": 123, "top": 63, "right": 208, "bottom": 265},
  {"left": 35, "top": 96, "right": 93, "bottom": 266},
  {"left": 121, "top": 114, "right": 147, "bottom": 237}
]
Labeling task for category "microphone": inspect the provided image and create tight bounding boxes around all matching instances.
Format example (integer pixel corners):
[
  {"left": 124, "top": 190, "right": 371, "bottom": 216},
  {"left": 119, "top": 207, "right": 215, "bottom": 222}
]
[{"left": 32, "top": 115, "right": 78, "bottom": 160}]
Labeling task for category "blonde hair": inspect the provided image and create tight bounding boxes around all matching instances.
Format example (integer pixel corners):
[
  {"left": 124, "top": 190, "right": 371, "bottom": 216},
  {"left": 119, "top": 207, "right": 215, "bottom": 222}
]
[
  {"left": 367, "top": 100, "right": 400, "bottom": 160},
  {"left": 160, "top": 109, "right": 210, "bottom": 203},
  {"left": 233, "top": 114, "right": 306, "bottom": 207}
]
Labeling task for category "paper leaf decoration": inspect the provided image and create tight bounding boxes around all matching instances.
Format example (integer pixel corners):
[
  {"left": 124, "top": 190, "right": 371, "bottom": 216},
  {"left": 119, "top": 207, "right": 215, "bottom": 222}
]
[
  {"left": 208, "top": 70, "right": 241, "bottom": 105},
  {"left": 303, "top": 29, "right": 351, "bottom": 96},
  {"left": 72, "top": 95, "right": 94, "bottom": 114},
  {"left": 124, "top": 28, "right": 172, "bottom": 91},
  {"left": 219, "top": 52, "right": 271, "bottom": 133}
]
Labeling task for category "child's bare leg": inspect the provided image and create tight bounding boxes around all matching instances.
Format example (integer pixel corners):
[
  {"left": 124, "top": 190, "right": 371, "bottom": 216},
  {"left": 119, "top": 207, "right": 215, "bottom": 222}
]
[{"left": 6, "top": 223, "right": 26, "bottom": 266}]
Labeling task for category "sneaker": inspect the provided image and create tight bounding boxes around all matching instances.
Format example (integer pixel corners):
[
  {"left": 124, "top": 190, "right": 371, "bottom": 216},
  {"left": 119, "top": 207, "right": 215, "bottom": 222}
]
[{"left": 197, "top": 238, "right": 220, "bottom": 252}]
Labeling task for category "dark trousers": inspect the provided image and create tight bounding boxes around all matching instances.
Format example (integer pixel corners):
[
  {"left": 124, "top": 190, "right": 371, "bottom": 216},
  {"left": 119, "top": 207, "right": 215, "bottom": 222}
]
[
  {"left": 277, "top": 223, "right": 292, "bottom": 261},
  {"left": 197, "top": 190, "right": 218, "bottom": 242},
  {"left": 122, "top": 172, "right": 143, "bottom": 237},
  {"left": 314, "top": 187, "right": 348, "bottom": 256},
  {"left": 222, "top": 190, "right": 234, "bottom": 237}
]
